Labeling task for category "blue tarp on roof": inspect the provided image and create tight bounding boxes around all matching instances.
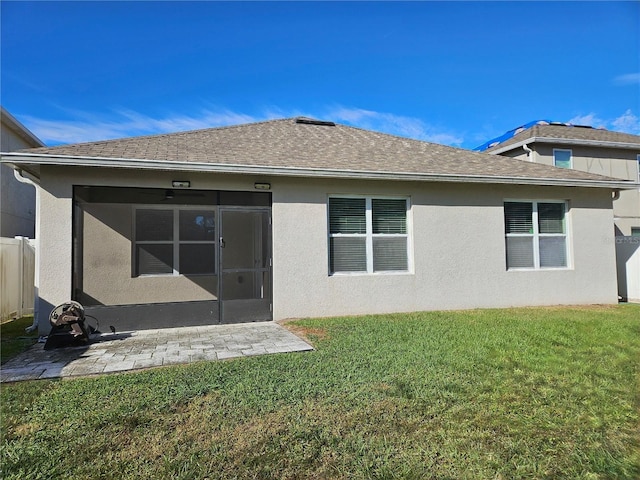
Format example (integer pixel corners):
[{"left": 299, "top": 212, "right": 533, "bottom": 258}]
[{"left": 474, "top": 120, "right": 553, "bottom": 152}]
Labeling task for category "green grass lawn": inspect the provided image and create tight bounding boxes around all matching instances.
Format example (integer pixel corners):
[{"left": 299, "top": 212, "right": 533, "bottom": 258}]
[
  {"left": 1, "top": 306, "right": 639, "bottom": 479},
  {"left": 1, "top": 316, "right": 38, "bottom": 365}
]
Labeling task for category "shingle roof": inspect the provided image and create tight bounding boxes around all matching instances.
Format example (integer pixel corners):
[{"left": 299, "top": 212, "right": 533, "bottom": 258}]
[
  {"left": 4, "top": 117, "right": 636, "bottom": 187},
  {"left": 485, "top": 123, "right": 640, "bottom": 153}
]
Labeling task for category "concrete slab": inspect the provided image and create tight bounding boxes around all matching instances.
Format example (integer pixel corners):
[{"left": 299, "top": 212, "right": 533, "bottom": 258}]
[{"left": 1, "top": 322, "right": 313, "bottom": 382}]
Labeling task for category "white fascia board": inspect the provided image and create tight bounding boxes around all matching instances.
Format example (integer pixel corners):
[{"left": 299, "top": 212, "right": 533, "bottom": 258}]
[
  {"left": 1, "top": 152, "right": 637, "bottom": 190},
  {"left": 488, "top": 137, "right": 640, "bottom": 155}
]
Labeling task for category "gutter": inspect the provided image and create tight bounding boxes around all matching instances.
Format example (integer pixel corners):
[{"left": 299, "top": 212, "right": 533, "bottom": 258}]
[
  {"left": 2, "top": 152, "right": 637, "bottom": 190},
  {"left": 487, "top": 137, "right": 640, "bottom": 155},
  {"left": 12, "top": 168, "right": 41, "bottom": 334}
]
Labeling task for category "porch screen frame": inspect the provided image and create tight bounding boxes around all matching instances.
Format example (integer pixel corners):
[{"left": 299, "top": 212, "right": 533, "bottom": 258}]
[{"left": 133, "top": 205, "right": 217, "bottom": 277}]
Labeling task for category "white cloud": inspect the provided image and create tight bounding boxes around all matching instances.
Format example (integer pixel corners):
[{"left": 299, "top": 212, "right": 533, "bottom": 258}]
[
  {"left": 567, "top": 113, "right": 606, "bottom": 128},
  {"left": 19, "top": 105, "right": 465, "bottom": 147},
  {"left": 613, "top": 73, "right": 640, "bottom": 86},
  {"left": 326, "top": 106, "right": 464, "bottom": 146},
  {"left": 20, "top": 108, "right": 265, "bottom": 145},
  {"left": 611, "top": 109, "right": 640, "bottom": 135},
  {"left": 565, "top": 110, "right": 640, "bottom": 135}
]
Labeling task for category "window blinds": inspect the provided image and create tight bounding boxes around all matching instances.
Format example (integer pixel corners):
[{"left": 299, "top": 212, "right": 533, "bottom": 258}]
[
  {"left": 504, "top": 201, "right": 567, "bottom": 270},
  {"left": 329, "top": 197, "right": 408, "bottom": 274}
]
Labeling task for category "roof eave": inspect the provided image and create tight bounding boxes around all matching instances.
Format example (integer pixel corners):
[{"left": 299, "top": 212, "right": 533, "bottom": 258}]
[
  {"left": 1, "top": 152, "right": 636, "bottom": 190},
  {"left": 487, "top": 136, "right": 640, "bottom": 155}
]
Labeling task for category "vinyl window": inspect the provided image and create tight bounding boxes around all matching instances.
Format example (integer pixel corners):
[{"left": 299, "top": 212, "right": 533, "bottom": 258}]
[
  {"left": 553, "top": 149, "right": 572, "bottom": 169},
  {"left": 504, "top": 201, "right": 568, "bottom": 270},
  {"left": 134, "top": 207, "right": 216, "bottom": 276},
  {"left": 328, "top": 197, "right": 409, "bottom": 274}
]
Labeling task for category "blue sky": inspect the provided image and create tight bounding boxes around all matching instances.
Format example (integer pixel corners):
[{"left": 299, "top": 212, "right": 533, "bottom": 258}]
[{"left": 1, "top": 1, "right": 639, "bottom": 149}]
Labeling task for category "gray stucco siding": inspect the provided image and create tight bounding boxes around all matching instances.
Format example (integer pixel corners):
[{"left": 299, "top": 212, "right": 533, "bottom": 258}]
[
  {"left": 271, "top": 178, "right": 617, "bottom": 320},
  {"left": 35, "top": 166, "right": 619, "bottom": 334},
  {"left": 533, "top": 145, "right": 638, "bottom": 181},
  {"left": 1, "top": 126, "right": 38, "bottom": 238},
  {"left": 493, "top": 146, "right": 639, "bottom": 236}
]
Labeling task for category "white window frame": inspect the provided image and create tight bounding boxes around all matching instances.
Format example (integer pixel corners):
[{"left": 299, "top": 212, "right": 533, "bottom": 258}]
[
  {"left": 504, "top": 199, "right": 570, "bottom": 271},
  {"left": 133, "top": 205, "right": 217, "bottom": 277},
  {"left": 328, "top": 195, "right": 412, "bottom": 275},
  {"left": 637, "top": 154, "right": 639, "bottom": 184},
  {"left": 553, "top": 148, "right": 572, "bottom": 169}
]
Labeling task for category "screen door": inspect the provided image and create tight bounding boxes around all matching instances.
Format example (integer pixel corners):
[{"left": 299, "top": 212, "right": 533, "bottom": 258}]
[{"left": 219, "top": 208, "right": 272, "bottom": 323}]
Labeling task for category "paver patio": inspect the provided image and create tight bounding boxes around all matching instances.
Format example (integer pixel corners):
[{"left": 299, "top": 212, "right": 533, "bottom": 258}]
[{"left": 1, "top": 322, "right": 313, "bottom": 382}]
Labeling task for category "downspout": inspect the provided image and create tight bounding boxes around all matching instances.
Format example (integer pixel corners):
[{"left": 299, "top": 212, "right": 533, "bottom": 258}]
[
  {"left": 13, "top": 168, "right": 40, "bottom": 334},
  {"left": 612, "top": 190, "right": 622, "bottom": 237},
  {"left": 522, "top": 142, "right": 534, "bottom": 162}
]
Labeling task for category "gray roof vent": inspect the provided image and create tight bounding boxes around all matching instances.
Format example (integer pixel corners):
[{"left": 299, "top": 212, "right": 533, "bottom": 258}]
[{"left": 295, "top": 117, "right": 336, "bottom": 127}]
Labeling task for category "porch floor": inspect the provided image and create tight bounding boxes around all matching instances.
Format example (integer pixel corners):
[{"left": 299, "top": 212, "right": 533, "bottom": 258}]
[{"left": 1, "top": 322, "right": 313, "bottom": 383}]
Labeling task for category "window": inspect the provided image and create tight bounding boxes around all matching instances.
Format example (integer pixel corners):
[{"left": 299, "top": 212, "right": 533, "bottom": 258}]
[
  {"left": 637, "top": 154, "right": 639, "bottom": 183},
  {"left": 134, "top": 207, "right": 216, "bottom": 276},
  {"left": 631, "top": 227, "right": 640, "bottom": 237},
  {"left": 553, "top": 149, "right": 572, "bottom": 169},
  {"left": 504, "top": 201, "right": 568, "bottom": 270},
  {"left": 328, "top": 197, "right": 409, "bottom": 274}
]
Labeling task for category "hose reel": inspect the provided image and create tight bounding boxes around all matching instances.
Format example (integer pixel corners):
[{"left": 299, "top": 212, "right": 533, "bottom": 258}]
[{"left": 44, "top": 301, "right": 90, "bottom": 350}]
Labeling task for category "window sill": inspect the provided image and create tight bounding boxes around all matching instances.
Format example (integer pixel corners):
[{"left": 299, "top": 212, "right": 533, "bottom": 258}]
[
  {"left": 329, "top": 271, "right": 413, "bottom": 277},
  {"left": 506, "top": 267, "right": 572, "bottom": 272},
  {"left": 134, "top": 273, "right": 217, "bottom": 278}
]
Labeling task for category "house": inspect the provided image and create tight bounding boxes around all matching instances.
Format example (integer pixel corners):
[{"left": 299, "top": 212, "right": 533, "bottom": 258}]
[
  {"left": 477, "top": 121, "right": 640, "bottom": 301},
  {"left": 1, "top": 117, "right": 637, "bottom": 335},
  {"left": 0, "top": 107, "right": 44, "bottom": 238}
]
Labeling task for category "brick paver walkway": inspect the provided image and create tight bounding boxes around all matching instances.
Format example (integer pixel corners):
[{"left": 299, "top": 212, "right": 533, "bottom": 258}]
[{"left": 1, "top": 322, "right": 313, "bottom": 382}]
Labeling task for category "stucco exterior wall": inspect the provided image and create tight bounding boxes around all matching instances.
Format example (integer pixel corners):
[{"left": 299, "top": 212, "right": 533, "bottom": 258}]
[
  {"left": 536, "top": 145, "right": 639, "bottom": 236},
  {"left": 272, "top": 177, "right": 618, "bottom": 320},
  {"left": 499, "top": 145, "right": 639, "bottom": 236},
  {"left": 0, "top": 124, "right": 37, "bottom": 238},
  {"left": 37, "top": 168, "right": 73, "bottom": 332},
  {"left": 532, "top": 145, "right": 638, "bottom": 180},
  {"left": 36, "top": 165, "right": 619, "bottom": 333}
]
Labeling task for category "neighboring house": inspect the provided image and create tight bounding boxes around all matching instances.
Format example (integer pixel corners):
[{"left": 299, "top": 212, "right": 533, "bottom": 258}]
[
  {"left": 1, "top": 117, "right": 637, "bottom": 335},
  {"left": 477, "top": 121, "right": 640, "bottom": 302},
  {"left": 477, "top": 121, "right": 640, "bottom": 236},
  {"left": 0, "top": 107, "right": 44, "bottom": 238}
]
